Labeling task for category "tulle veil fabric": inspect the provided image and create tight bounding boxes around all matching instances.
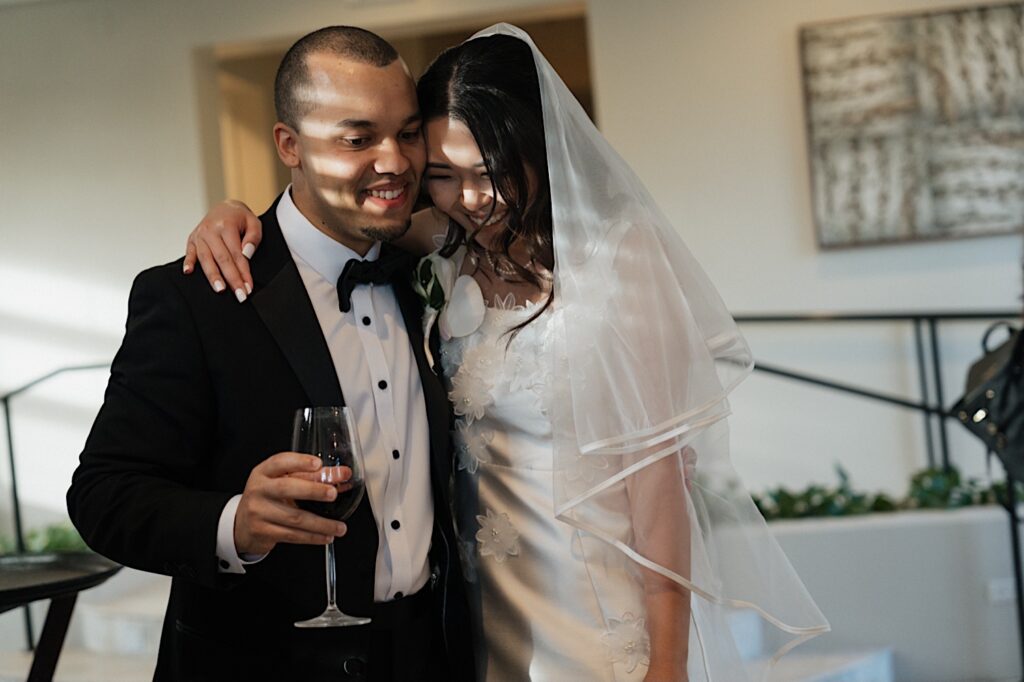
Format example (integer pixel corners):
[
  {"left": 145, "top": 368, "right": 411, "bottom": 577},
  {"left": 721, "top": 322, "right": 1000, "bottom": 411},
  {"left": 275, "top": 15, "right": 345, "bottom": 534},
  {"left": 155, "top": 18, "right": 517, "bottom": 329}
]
[{"left": 469, "top": 23, "right": 830, "bottom": 680}]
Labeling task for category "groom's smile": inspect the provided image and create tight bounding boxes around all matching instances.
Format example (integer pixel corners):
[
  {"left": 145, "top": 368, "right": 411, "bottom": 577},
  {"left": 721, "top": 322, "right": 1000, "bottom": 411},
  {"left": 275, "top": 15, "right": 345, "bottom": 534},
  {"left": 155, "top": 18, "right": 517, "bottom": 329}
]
[
  {"left": 273, "top": 52, "right": 425, "bottom": 255},
  {"left": 361, "top": 180, "right": 413, "bottom": 211}
]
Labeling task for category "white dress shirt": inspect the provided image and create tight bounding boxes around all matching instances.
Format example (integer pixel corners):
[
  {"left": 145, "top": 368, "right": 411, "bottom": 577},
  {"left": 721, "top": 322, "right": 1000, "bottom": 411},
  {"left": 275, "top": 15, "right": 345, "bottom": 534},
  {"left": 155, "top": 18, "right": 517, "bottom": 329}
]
[{"left": 216, "top": 188, "right": 433, "bottom": 602}]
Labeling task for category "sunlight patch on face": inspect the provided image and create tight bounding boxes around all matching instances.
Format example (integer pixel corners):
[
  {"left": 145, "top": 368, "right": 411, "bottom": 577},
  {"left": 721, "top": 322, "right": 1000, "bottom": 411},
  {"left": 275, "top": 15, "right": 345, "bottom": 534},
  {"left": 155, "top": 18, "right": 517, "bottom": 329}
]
[
  {"left": 291, "top": 82, "right": 328, "bottom": 106},
  {"left": 308, "top": 153, "right": 358, "bottom": 179},
  {"left": 317, "top": 187, "right": 347, "bottom": 208},
  {"left": 430, "top": 118, "right": 486, "bottom": 170},
  {"left": 291, "top": 92, "right": 376, "bottom": 137},
  {"left": 297, "top": 118, "right": 347, "bottom": 140}
]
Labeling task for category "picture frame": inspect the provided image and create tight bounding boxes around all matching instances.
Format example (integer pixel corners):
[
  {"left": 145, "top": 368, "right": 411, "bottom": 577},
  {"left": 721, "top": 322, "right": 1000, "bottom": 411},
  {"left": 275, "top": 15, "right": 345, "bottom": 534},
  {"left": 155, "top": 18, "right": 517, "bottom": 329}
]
[{"left": 800, "top": 3, "right": 1024, "bottom": 248}]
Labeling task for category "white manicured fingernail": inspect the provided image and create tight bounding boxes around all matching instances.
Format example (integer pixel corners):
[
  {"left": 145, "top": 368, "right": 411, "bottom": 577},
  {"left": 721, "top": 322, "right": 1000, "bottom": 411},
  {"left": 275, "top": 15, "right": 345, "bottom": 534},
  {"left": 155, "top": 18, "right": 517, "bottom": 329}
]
[
  {"left": 234, "top": 288, "right": 247, "bottom": 303},
  {"left": 242, "top": 243, "right": 256, "bottom": 259},
  {"left": 213, "top": 280, "right": 225, "bottom": 293},
  {"left": 245, "top": 282, "right": 252, "bottom": 295},
  {"left": 183, "top": 263, "right": 191, "bottom": 274}
]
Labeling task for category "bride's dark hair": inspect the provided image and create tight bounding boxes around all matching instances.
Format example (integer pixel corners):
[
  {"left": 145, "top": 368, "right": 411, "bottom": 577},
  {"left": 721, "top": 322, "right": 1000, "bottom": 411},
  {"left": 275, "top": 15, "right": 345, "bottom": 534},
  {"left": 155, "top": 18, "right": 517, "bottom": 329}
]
[{"left": 417, "top": 34, "right": 554, "bottom": 327}]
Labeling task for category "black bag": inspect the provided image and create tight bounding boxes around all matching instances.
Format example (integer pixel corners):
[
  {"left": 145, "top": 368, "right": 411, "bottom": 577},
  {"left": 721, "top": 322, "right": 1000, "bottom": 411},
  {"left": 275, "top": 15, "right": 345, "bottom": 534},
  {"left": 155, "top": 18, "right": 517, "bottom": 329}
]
[{"left": 953, "top": 322, "right": 1024, "bottom": 479}]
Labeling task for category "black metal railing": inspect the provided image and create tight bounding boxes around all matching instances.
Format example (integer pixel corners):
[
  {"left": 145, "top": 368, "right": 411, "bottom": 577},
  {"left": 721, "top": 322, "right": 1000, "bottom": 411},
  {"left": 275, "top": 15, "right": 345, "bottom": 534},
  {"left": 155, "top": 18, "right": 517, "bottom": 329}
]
[
  {"left": 734, "top": 308, "right": 1022, "bottom": 680},
  {"left": 733, "top": 310, "right": 1020, "bottom": 471},
  {"left": 1, "top": 311, "right": 1020, "bottom": 664},
  {"left": 1, "top": 363, "right": 109, "bottom": 650}
]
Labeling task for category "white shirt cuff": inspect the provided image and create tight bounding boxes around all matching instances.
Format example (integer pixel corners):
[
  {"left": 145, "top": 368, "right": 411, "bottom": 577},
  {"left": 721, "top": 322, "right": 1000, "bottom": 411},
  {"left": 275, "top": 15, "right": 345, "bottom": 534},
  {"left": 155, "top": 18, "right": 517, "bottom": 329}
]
[{"left": 216, "top": 494, "right": 267, "bottom": 574}]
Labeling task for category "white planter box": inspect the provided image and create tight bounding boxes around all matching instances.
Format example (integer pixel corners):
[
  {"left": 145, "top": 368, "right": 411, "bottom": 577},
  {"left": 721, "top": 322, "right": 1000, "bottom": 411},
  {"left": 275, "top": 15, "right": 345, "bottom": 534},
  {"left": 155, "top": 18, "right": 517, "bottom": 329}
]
[{"left": 770, "top": 506, "right": 1021, "bottom": 682}]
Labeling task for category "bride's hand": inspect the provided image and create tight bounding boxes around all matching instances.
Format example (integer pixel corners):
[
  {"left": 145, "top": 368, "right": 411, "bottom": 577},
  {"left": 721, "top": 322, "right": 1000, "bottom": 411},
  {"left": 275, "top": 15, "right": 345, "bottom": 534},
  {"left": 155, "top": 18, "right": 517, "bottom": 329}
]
[{"left": 183, "top": 199, "right": 262, "bottom": 301}]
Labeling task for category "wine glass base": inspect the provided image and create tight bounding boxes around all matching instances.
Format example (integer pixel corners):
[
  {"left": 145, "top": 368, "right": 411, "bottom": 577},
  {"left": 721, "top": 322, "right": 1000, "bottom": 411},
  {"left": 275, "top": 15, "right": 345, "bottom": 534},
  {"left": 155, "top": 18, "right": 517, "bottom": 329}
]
[{"left": 295, "top": 607, "right": 371, "bottom": 628}]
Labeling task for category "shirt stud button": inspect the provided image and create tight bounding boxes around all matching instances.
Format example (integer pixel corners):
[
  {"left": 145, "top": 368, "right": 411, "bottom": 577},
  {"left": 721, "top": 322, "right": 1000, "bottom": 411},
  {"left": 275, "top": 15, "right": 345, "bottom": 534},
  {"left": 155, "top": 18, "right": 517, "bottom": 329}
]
[
  {"left": 362, "top": 316, "right": 371, "bottom": 326},
  {"left": 391, "top": 520, "right": 401, "bottom": 530},
  {"left": 378, "top": 380, "right": 388, "bottom": 390},
  {"left": 392, "top": 449, "right": 400, "bottom": 460}
]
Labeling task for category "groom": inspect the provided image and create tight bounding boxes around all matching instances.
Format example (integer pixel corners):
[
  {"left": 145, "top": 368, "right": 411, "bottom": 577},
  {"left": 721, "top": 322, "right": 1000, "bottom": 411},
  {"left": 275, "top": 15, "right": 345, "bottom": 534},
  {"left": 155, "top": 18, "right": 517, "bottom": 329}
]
[{"left": 68, "top": 26, "right": 474, "bottom": 681}]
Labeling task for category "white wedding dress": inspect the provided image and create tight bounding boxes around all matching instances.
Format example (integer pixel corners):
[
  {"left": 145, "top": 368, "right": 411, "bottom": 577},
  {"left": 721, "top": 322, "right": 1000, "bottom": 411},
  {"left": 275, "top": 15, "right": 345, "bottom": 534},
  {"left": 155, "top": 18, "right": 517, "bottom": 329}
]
[
  {"left": 425, "top": 22, "right": 830, "bottom": 680},
  {"left": 441, "top": 294, "right": 652, "bottom": 682}
]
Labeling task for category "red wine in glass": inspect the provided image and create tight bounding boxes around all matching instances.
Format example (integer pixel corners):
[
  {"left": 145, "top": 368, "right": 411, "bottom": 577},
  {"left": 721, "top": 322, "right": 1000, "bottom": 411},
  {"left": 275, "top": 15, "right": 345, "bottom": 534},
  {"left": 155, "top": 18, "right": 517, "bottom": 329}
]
[{"left": 292, "top": 406, "right": 370, "bottom": 628}]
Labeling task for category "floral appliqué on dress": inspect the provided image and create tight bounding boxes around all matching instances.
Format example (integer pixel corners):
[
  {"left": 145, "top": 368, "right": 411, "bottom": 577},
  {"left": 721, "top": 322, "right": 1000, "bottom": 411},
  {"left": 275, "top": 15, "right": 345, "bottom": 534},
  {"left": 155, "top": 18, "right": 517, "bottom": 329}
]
[
  {"left": 454, "top": 418, "right": 494, "bottom": 474},
  {"left": 475, "top": 508, "right": 521, "bottom": 563},
  {"left": 448, "top": 339, "right": 507, "bottom": 424},
  {"left": 601, "top": 612, "right": 651, "bottom": 673}
]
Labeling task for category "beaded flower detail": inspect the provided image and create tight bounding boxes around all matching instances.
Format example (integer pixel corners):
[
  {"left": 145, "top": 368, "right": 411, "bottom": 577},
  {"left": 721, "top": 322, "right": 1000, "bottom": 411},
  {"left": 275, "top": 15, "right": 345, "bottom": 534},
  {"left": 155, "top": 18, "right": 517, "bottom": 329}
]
[
  {"left": 601, "top": 612, "right": 651, "bottom": 673},
  {"left": 448, "top": 339, "right": 506, "bottom": 424},
  {"left": 449, "top": 365, "right": 493, "bottom": 424},
  {"left": 475, "top": 508, "right": 521, "bottom": 563},
  {"left": 454, "top": 419, "right": 494, "bottom": 474}
]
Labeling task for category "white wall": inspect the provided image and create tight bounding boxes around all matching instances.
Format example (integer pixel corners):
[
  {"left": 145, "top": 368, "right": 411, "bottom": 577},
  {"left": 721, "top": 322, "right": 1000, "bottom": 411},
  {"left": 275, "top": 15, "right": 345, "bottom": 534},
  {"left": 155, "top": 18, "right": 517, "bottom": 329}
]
[
  {"left": 0, "top": 0, "right": 583, "bottom": 536},
  {"left": 586, "top": 0, "right": 1022, "bottom": 496},
  {"left": 0, "top": 0, "right": 1018, "bottom": 533}
]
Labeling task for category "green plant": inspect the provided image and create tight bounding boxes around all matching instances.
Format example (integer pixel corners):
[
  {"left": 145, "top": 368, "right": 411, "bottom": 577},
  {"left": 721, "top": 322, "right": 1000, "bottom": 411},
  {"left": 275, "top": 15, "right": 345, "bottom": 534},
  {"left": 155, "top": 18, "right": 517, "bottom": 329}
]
[
  {"left": 753, "top": 465, "right": 1014, "bottom": 521},
  {"left": 0, "top": 522, "right": 88, "bottom": 554}
]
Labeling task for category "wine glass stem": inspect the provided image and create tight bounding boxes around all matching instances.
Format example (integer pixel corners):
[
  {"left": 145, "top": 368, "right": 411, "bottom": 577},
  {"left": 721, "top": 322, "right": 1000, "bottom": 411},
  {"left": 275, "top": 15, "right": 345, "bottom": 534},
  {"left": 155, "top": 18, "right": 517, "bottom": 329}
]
[{"left": 325, "top": 541, "right": 338, "bottom": 611}]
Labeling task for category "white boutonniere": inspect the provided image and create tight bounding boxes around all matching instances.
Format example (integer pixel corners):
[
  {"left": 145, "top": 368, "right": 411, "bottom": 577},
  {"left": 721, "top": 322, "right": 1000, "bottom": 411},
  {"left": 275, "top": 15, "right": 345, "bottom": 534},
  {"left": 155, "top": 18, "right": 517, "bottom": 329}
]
[
  {"left": 412, "top": 252, "right": 457, "bottom": 368},
  {"left": 412, "top": 248, "right": 487, "bottom": 369}
]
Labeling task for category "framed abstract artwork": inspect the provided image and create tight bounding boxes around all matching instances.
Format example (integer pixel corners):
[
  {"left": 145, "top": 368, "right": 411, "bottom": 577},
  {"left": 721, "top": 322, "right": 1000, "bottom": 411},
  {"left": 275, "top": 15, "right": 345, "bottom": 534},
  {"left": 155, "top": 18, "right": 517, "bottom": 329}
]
[{"left": 800, "top": 3, "right": 1024, "bottom": 248}]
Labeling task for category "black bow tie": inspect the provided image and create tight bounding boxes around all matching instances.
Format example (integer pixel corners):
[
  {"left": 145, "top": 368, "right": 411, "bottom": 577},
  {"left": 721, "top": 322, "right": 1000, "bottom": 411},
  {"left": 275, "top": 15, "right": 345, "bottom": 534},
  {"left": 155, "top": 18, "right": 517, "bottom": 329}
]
[{"left": 336, "top": 248, "right": 414, "bottom": 313}]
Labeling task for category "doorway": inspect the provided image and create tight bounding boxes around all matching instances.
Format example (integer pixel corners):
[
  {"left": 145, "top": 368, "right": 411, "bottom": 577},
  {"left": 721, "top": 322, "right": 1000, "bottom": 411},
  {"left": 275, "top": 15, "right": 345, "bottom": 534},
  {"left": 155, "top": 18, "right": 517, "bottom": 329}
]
[{"left": 209, "top": 11, "right": 594, "bottom": 212}]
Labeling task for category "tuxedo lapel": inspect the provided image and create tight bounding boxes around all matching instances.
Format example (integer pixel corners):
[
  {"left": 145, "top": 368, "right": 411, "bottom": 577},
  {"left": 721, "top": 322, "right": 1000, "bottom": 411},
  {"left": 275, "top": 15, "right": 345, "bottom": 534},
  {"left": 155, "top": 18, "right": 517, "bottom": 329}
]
[
  {"left": 388, "top": 246, "right": 452, "bottom": 487},
  {"left": 249, "top": 211, "right": 449, "bottom": 491},
  {"left": 250, "top": 202, "right": 344, "bottom": 408}
]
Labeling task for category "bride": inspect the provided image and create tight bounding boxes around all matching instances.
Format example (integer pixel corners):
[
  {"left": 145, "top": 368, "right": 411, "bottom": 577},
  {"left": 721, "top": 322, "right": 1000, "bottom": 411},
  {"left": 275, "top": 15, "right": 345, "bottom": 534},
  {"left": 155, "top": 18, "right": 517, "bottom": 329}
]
[{"left": 185, "top": 23, "right": 829, "bottom": 681}]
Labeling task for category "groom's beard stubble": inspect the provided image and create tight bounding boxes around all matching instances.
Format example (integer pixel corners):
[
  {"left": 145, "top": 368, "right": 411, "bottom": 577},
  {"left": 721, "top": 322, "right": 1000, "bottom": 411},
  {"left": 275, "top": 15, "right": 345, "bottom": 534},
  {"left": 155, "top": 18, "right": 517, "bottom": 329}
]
[{"left": 362, "top": 219, "right": 413, "bottom": 243}]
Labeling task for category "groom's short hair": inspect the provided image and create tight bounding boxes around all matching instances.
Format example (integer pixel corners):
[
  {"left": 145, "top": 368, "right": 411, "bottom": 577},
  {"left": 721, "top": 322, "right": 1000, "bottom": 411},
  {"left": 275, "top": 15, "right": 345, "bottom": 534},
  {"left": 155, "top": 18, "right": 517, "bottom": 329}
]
[{"left": 275, "top": 26, "right": 400, "bottom": 130}]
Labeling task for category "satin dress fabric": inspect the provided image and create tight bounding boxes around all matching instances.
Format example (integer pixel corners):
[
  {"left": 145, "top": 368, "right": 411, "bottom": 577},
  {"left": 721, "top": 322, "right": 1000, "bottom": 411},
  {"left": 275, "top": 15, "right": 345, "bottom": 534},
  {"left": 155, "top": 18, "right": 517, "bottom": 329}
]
[{"left": 442, "top": 297, "right": 651, "bottom": 682}]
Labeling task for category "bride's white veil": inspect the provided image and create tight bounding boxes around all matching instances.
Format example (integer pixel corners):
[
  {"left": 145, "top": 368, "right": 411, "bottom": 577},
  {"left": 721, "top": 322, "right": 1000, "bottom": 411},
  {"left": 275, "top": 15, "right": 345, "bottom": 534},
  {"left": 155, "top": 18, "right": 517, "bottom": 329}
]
[{"left": 469, "top": 23, "right": 830, "bottom": 680}]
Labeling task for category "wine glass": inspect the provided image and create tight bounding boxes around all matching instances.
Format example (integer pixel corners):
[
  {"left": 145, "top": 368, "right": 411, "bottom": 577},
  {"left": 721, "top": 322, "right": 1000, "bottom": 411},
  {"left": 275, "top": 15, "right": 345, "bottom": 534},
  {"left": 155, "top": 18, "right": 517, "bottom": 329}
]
[{"left": 292, "top": 406, "right": 370, "bottom": 628}]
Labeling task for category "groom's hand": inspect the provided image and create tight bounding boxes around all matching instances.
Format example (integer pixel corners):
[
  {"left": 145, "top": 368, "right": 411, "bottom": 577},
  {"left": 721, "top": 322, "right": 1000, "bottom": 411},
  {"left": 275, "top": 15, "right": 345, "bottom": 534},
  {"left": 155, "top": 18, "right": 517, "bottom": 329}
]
[{"left": 234, "top": 452, "right": 349, "bottom": 556}]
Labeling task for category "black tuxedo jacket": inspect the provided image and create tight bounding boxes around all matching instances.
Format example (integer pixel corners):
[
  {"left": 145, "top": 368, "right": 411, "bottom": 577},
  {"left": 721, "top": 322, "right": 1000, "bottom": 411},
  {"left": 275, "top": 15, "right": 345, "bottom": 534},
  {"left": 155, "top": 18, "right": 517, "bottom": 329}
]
[{"left": 68, "top": 199, "right": 475, "bottom": 681}]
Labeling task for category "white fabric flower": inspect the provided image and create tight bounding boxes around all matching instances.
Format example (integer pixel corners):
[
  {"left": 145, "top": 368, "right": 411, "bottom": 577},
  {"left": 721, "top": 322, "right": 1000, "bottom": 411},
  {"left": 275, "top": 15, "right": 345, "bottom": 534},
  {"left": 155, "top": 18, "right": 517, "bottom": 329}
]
[
  {"left": 475, "top": 508, "right": 520, "bottom": 563},
  {"left": 464, "top": 335, "right": 507, "bottom": 372},
  {"left": 448, "top": 340, "right": 505, "bottom": 423},
  {"left": 454, "top": 419, "right": 494, "bottom": 474},
  {"left": 449, "top": 365, "right": 493, "bottom": 423},
  {"left": 601, "top": 612, "right": 651, "bottom": 673},
  {"left": 439, "top": 274, "right": 485, "bottom": 339}
]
